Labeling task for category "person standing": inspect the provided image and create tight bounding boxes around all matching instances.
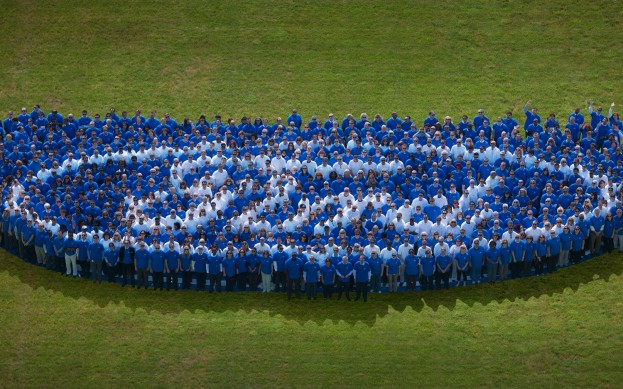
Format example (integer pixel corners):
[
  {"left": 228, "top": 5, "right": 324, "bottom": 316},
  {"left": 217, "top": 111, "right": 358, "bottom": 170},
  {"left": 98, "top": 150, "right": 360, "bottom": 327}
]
[
  {"left": 246, "top": 248, "right": 261, "bottom": 291},
  {"left": 523, "top": 235, "right": 536, "bottom": 276},
  {"left": 235, "top": 251, "right": 248, "bottom": 291},
  {"left": 367, "top": 251, "right": 384, "bottom": 293},
  {"left": 354, "top": 255, "right": 371, "bottom": 302},
  {"left": 165, "top": 243, "right": 180, "bottom": 290},
  {"left": 180, "top": 246, "right": 193, "bottom": 290},
  {"left": 285, "top": 253, "right": 303, "bottom": 300},
  {"left": 335, "top": 256, "right": 353, "bottom": 300},
  {"left": 21, "top": 219, "right": 36, "bottom": 263},
  {"left": 303, "top": 255, "right": 321, "bottom": 300},
  {"left": 320, "top": 258, "right": 337, "bottom": 299},
  {"left": 103, "top": 242, "right": 119, "bottom": 283},
  {"left": 43, "top": 230, "right": 56, "bottom": 270},
  {"left": 534, "top": 235, "right": 547, "bottom": 275},
  {"left": 272, "top": 245, "right": 288, "bottom": 292},
  {"left": 76, "top": 230, "right": 91, "bottom": 279},
  {"left": 134, "top": 242, "right": 151, "bottom": 289},
  {"left": 558, "top": 226, "right": 572, "bottom": 267},
  {"left": 468, "top": 239, "right": 485, "bottom": 284},
  {"left": 150, "top": 244, "right": 166, "bottom": 291},
  {"left": 485, "top": 241, "right": 499, "bottom": 283},
  {"left": 419, "top": 249, "right": 436, "bottom": 290},
  {"left": 260, "top": 251, "right": 273, "bottom": 293},
  {"left": 455, "top": 245, "right": 470, "bottom": 286},
  {"left": 119, "top": 240, "right": 135, "bottom": 287},
  {"left": 614, "top": 209, "right": 623, "bottom": 252},
  {"left": 570, "top": 226, "right": 585, "bottom": 264},
  {"left": 222, "top": 250, "right": 237, "bottom": 292},
  {"left": 385, "top": 253, "right": 401, "bottom": 292},
  {"left": 509, "top": 234, "right": 525, "bottom": 278},
  {"left": 435, "top": 247, "right": 452, "bottom": 289},
  {"left": 404, "top": 249, "right": 420, "bottom": 291},
  {"left": 546, "top": 230, "right": 561, "bottom": 273},
  {"left": 588, "top": 208, "right": 605, "bottom": 256},
  {"left": 34, "top": 222, "right": 47, "bottom": 266},
  {"left": 87, "top": 234, "right": 105, "bottom": 284},
  {"left": 603, "top": 212, "right": 615, "bottom": 254},
  {"left": 63, "top": 230, "right": 79, "bottom": 277},
  {"left": 207, "top": 247, "right": 223, "bottom": 292},
  {"left": 498, "top": 239, "right": 511, "bottom": 280},
  {"left": 192, "top": 246, "right": 208, "bottom": 291}
]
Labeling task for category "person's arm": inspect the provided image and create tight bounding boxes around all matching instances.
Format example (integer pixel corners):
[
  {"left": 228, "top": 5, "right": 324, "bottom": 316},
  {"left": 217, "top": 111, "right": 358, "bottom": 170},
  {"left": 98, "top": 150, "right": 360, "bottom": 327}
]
[
  {"left": 609, "top": 102, "right": 615, "bottom": 118},
  {"left": 588, "top": 100, "right": 594, "bottom": 114},
  {"left": 524, "top": 101, "right": 532, "bottom": 114}
]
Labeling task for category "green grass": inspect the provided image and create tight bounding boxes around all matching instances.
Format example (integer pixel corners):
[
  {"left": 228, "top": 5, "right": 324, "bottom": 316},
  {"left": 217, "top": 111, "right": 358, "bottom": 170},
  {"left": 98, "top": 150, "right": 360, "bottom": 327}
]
[
  {"left": 1, "top": 0, "right": 622, "bottom": 120},
  {"left": 2, "top": 0, "right": 623, "bottom": 387},
  {"left": 1, "top": 251, "right": 623, "bottom": 388}
]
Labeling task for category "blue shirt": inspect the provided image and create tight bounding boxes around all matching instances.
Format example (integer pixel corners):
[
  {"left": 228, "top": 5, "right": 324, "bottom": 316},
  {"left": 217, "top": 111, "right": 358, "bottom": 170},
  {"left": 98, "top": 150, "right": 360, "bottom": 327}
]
[
  {"left": 547, "top": 236, "right": 561, "bottom": 255},
  {"left": 455, "top": 252, "right": 470, "bottom": 269},
  {"left": 509, "top": 240, "right": 524, "bottom": 262},
  {"left": 367, "top": 256, "right": 384, "bottom": 275},
  {"left": 285, "top": 257, "right": 303, "bottom": 279},
  {"left": 335, "top": 261, "right": 353, "bottom": 282},
  {"left": 468, "top": 246, "right": 485, "bottom": 268},
  {"left": 320, "top": 264, "right": 336, "bottom": 285},
  {"left": 166, "top": 250, "right": 180, "bottom": 271},
  {"left": 260, "top": 256, "right": 273, "bottom": 274},
  {"left": 104, "top": 249, "right": 118, "bottom": 266},
  {"left": 207, "top": 255, "right": 223, "bottom": 275},
  {"left": 87, "top": 242, "right": 105, "bottom": 262},
  {"left": 486, "top": 248, "right": 499, "bottom": 265},
  {"left": 404, "top": 255, "right": 419, "bottom": 275},
  {"left": 385, "top": 257, "right": 401, "bottom": 275},
  {"left": 63, "top": 237, "right": 79, "bottom": 255},
  {"left": 420, "top": 256, "right": 436, "bottom": 277},
  {"left": 192, "top": 252, "right": 207, "bottom": 273},
  {"left": 354, "top": 261, "right": 371, "bottom": 282},
  {"left": 223, "top": 257, "right": 237, "bottom": 277},
  {"left": 436, "top": 255, "right": 452, "bottom": 272},
  {"left": 304, "top": 261, "right": 321, "bottom": 283},
  {"left": 135, "top": 248, "right": 150, "bottom": 270},
  {"left": 150, "top": 250, "right": 166, "bottom": 272}
]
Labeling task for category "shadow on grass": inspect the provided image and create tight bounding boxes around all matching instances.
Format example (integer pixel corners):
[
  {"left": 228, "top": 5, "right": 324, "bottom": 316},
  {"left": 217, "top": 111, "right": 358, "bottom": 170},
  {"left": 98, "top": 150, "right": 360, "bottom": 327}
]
[{"left": 1, "top": 249, "right": 622, "bottom": 327}]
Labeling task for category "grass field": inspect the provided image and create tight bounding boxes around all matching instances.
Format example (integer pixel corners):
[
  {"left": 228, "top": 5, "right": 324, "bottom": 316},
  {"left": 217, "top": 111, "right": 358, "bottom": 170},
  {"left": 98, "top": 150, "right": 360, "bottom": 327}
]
[{"left": 2, "top": 0, "right": 623, "bottom": 387}]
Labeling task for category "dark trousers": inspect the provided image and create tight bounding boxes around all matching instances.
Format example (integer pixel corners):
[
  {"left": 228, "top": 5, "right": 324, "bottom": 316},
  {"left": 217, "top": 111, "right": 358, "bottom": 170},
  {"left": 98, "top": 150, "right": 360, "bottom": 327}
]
[
  {"left": 274, "top": 271, "right": 286, "bottom": 291},
  {"left": 337, "top": 281, "right": 350, "bottom": 300},
  {"left": 435, "top": 271, "right": 450, "bottom": 289},
  {"left": 322, "top": 284, "right": 333, "bottom": 299},
  {"left": 571, "top": 250, "right": 583, "bottom": 264},
  {"left": 546, "top": 254, "right": 558, "bottom": 273},
  {"left": 56, "top": 256, "right": 66, "bottom": 273},
  {"left": 152, "top": 271, "right": 164, "bottom": 290},
  {"left": 457, "top": 269, "right": 469, "bottom": 282},
  {"left": 604, "top": 237, "right": 614, "bottom": 253},
  {"left": 510, "top": 262, "right": 522, "bottom": 278},
  {"left": 181, "top": 270, "right": 192, "bottom": 289},
  {"left": 79, "top": 259, "right": 91, "bottom": 278},
  {"left": 209, "top": 273, "right": 222, "bottom": 292},
  {"left": 534, "top": 258, "right": 544, "bottom": 275},
  {"left": 306, "top": 282, "right": 317, "bottom": 300},
  {"left": 225, "top": 276, "right": 236, "bottom": 292},
  {"left": 248, "top": 272, "right": 260, "bottom": 291},
  {"left": 523, "top": 260, "right": 533, "bottom": 276},
  {"left": 90, "top": 261, "right": 103, "bottom": 283},
  {"left": 237, "top": 273, "right": 247, "bottom": 291},
  {"left": 24, "top": 245, "right": 35, "bottom": 263},
  {"left": 122, "top": 263, "right": 135, "bottom": 286},
  {"left": 406, "top": 274, "right": 418, "bottom": 290},
  {"left": 166, "top": 271, "right": 178, "bottom": 290},
  {"left": 287, "top": 277, "right": 301, "bottom": 300},
  {"left": 355, "top": 282, "right": 368, "bottom": 301},
  {"left": 136, "top": 268, "right": 149, "bottom": 288},
  {"left": 195, "top": 272, "right": 207, "bottom": 291},
  {"left": 420, "top": 275, "right": 434, "bottom": 290},
  {"left": 105, "top": 263, "right": 117, "bottom": 282}
]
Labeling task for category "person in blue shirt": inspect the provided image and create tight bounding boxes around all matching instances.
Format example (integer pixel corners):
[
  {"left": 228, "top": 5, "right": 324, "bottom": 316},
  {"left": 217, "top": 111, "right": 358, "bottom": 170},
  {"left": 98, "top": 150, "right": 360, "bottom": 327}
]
[
  {"left": 76, "top": 230, "right": 91, "bottom": 279},
  {"left": 455, "top": 245, "right": 471, "bottom": 286},
  {"left": 235, "top": 251, "right": 248, "bottom": 291},
  {"left": 320, "top": 258, "right": 337, "bottom": 299},
  {"left": 260, "top": 250, "right": 273, "bottom": 293},
  {"left": 180, "top": 246, "right": 193, "bottom": 290},
  {"left": 534, "top": 235, "right": 548, "bottom": 275},
  {"left": 34, "top": 222, "right": 47, "bottom": 266},
  {"left": 63, "top": 230, "right": 79, "bottom": 277},
  {"left": 134, "top": 241, "right": 151, "bottom": 289},
  {"left": 570, "top": 225, "right": 585, "bottom": 264},
  {"left": 367, "top": 251, "right": 384, "bottom": 293},
  {"left": 523, "top": 235, "right": 536, "bottom": 276},
  {"left": 222, "top": 250, "right": 237, "bottom": 292},
  {"left": 207, "top": 246, "right": 223, "bottom": 293},
  {"left": 246, "top": 248, "right": 261, "bottom": 292},
  {"left": 87, "top": 234, "right": 105, "bottom": 284},
  {"left": 485, "top": 241, "right": 499, "bottom": 283},
  {"left": 419, "top": 249, "right": 435, "bottom": 290},
  {"left": 435, "top": 247, "right": 452, "bottom": 289},
  {"left": 558, "top": 226, "right": 572, "bottom": 267},
  {"left": 303, "top": 255, "right": 321, "bottom": 300},
  {"left": 103, "top": 242, "right": 119, "bottom": 283},
  {"left": 354, "top": 255, "right": 371, "bottom": 302},
  {"left": 21, "top": 219, "right": 36, "bottom": 263},
  {"left": 165, "top": 243, "right": 180, "bottom": 290},
  {"left": 588, "top": 208, "right": 605, "bottom": 256},
  {"left": 272, "top": 245, "right": 288, "bottom": 292},
  {"left": 43, "top": 230, "right": 56, "bottom": 270},
  {"left": 335, "top": 256, "right": 353, "bottom": 301},
  {"left": 192, "top": 246, "right": 208, "bottom": 291},
  {"left": 53, "top": 229, "right": 66, "bottom": 274},
  {"left": 499, "top": 239, "right": 511, "bottom": 281},
  {"left": 385, "top": 252, "right": 401, "bottom": 293},
  {"left": 468, "top": 239, "right": 485, "bottom": 284},
  {"left": 509, "top": 234, "right": 525, "bottom": 278},
  {"left": 546, "top": 230, "right": 561, "bottom": 273},
  {"left": 603, "top": 212, "right": 615, "bottom": 254},
  {"left": 404, "top": 249, "right": 419, "bottom": 291},
  {"left": 614, "top": 209, "right": 623, "bottom": 254},
  {"left": 119, "top": 240, "right": 135, "bottom": 287},
  {"left": 285, "top": 253, "right": 303, "bottom": 300}
]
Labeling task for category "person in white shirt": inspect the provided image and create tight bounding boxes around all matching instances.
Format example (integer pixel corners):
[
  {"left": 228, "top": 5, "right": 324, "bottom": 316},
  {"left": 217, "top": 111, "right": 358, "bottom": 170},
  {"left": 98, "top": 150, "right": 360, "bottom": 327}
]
[
  {"left": 525, "top": 220, "right": 542, "bottom": 240},
  {"left": 417, "top": 214, "right": 434, "bottom": 236}
]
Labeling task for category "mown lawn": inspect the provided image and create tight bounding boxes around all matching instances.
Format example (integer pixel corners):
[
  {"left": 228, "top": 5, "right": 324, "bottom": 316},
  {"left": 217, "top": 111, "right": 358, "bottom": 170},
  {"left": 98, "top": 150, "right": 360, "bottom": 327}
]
[
  {"left": 0, "top": 0, "right": 622, "bottom": 120},
  {"left": 2, "top": 0, "right": 623, "bottom": 387},
  {"left": 1, "top": 251, "right": 623, "bottom": 388}
]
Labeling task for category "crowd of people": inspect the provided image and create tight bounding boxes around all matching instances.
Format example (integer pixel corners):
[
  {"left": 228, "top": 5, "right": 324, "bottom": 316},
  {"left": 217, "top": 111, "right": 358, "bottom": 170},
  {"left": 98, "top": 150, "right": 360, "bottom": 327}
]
[{"left": 1, "top": 101, "right": 623, "bottom": 301}]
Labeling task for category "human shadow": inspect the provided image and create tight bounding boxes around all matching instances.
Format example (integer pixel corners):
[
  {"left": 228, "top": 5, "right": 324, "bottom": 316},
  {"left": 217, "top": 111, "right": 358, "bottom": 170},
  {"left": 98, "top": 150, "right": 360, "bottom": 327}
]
[{"left": 1, "top": 249, "right": 622, "bottom": 327}]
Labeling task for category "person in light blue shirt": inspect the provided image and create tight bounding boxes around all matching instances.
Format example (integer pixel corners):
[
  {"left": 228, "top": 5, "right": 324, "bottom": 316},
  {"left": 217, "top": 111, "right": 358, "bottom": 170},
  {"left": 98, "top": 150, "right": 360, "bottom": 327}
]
[
  {"left": 303, "top": 255, "right": 321, "bottom": 300},
  {"left": 499, "top": 239, "right": 511, "bottom": 281},
  {"left": 192, "top": 246, "right": 208, "bottom": 291},
  {"left": 134, "top": 242, "right": 151, "bottom": 289},
  {"left": 570, "top": 226, "right": 585, "bottom": 264},
  {"left": 367, "top": 251, "right": 384, "bottom": 293},
  {"left": 320, "top": 258, "right": 337, "bottom": 299},
  {"left": 260, "top": 251, "right": 273, "bottom": 293},
  {"left": 455, "top": 245, "right": 471, "bottom": 286},
  {"left": 468, "top": 239, "right": 485, "bottom": 284},
  {"left": 150, "top": 244, "right": 166, "bottom": 291},
  {"left": 354, "top": 255, "right": 371, "bottom": 302},
  {"left": 222, "top": 250, "right": 237, "bottom": 292},
  {"left": 435, "top": 247, "right": 452, "bottom": 289},
  {"left": 485, "top": 241, "right": 499, "bottom": 283},
  {"left": 87, "top": 234, "right": 105, "bottom": 284},
  {"left": 419, "top": 249, "right": 435, "bottom": 290},
  {"left": 165, "top": 243, "right": 180, "bottom": 291},
  {"left": 558, "top": 226, "right": 572, "bottom": 267},
  {"left": 523, "top": 235, "right": 536, "bottom": 276},
  {"left": 509, "top": 234, "right": 525, "bottom": 278},
  {"left": 588, "top": 208, "right": 605, "bottom": 256},
  {"left": 285, "top": 253, "right": 303, "bottom": 300}
]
